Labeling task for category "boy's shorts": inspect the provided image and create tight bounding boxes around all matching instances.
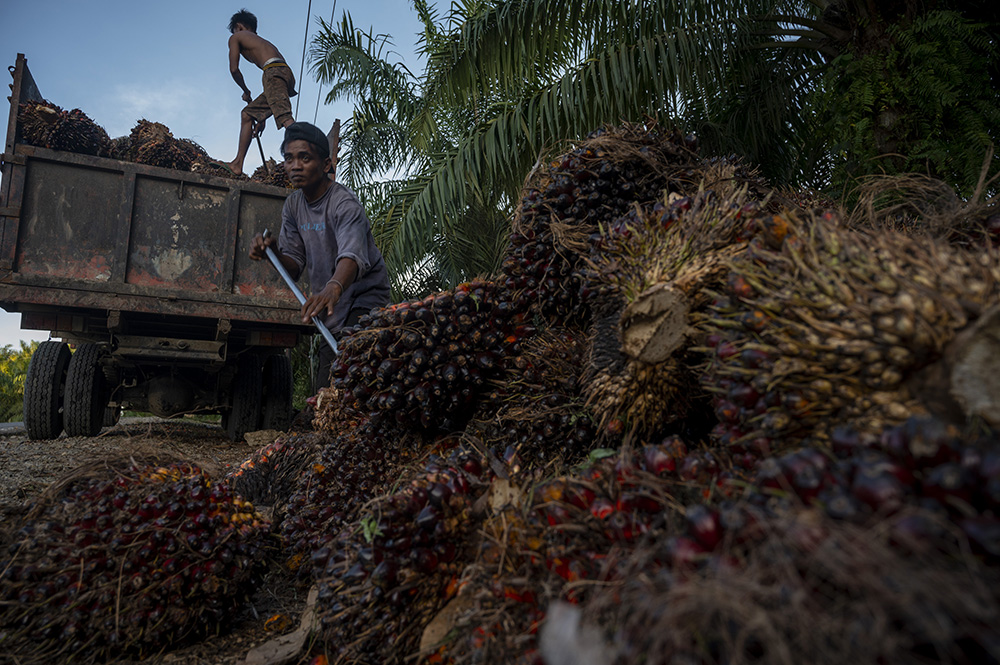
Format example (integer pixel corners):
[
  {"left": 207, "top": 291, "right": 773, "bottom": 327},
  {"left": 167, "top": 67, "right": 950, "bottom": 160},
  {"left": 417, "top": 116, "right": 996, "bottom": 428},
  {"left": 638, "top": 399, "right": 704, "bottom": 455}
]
[{"left": 244, "top": 64, "right": 297, "bottom": 129}]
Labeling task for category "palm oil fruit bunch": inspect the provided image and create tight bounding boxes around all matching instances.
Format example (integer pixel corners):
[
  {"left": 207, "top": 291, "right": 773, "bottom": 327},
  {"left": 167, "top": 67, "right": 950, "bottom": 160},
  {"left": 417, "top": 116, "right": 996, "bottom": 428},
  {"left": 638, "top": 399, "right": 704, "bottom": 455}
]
[
  {"left": 428, "top": 507, "right": 548, "bottom": 665},
  {"left": 822, "top": 417, "right": 1000, "bottom": 559},
  {"left": 312, "top": 384, "right": 358, "bottom": 432},
  {"left": 127, "top": 119, "right": 207, "bottom": 171},
  {"left": 429, "top": 441, "right": 738, "bottom": 664},
  {"left": 502, "top": 121, "right": 699, "bottom": 323},
  {"left": 520, "top": 439, "right": 742, "bottom": 590},
  {"left": 582, "top": 189, "right": 764, "bottom": 438},
  {"left": 250, "top": 159, "right": 292, "bottom": 188},
  {"left": 0, "top": 458, "right": 270, "bottom": 663},
  {"left": 279, "top": 413, "right": 422, "bottom": 579},
  {"left": 580, "top": 505, "right": 1000, "bottom": 665},
  {"left": 332, "top": 279, "right": 528, "bottom": 432},
  {"left": 469, "top": 326, "right": 597, "bottom": 478},
  {"left": 109, "top": 134, "right": 131, "bottom": 160},
  {"left": 224, "top": 431, "right": 326, "bottom": 508},
  {"left": 715, "top": 415, "right": 1000, "bottom": 559},
  {"left": 18, "top": 99, "right": 111, "bottom": 157},
  {"left": 702, "top": 208, "right": 1000, "bottom": 454},
  {"left": 312, "top": 444, "right": 491, "bottom": 664}
]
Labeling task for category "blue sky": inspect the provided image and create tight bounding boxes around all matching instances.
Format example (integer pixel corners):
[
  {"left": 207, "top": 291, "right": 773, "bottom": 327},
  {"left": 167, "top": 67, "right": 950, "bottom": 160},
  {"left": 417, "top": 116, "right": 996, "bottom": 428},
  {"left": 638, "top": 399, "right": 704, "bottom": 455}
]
[{"left": 0, "top": 0, "right": 427, "bottom": 349}]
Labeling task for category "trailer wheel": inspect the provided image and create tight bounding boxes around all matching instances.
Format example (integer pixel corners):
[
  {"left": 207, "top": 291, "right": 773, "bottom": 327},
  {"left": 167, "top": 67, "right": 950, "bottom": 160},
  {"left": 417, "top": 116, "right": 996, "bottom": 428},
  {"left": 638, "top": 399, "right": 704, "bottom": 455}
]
[
  {"left": 259, "top": 353, "right": 294, "bottom": 431},
  {"left": 225, "top": 353, "right": 262, "bottom": 441},
  {"left": 103, "top": 405, "right": 122, "bottom": 427},
  {"left": 23, "top": 341, "right": 71, "bottom": 440},
  {"left": 64, "top": 343, "right": 108, "bottom": 437}
]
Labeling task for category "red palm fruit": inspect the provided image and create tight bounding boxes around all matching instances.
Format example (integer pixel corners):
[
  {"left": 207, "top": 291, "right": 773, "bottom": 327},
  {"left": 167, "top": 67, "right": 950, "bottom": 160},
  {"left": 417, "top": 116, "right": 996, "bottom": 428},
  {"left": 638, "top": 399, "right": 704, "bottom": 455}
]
[
  {"left": 791, "top": 465, "right": 823, "bottom": 502},
  {"left": 641, "top": 445, "right": 676, "bottom": 476},
  {"left": 727, "top": 273, "right": 755, "bottom": 299},
  {"left": 727, "top": 383, "right": 760, "bottom": 409},
  {"left": 664, "top": 535, "right": 707, "bottom": 571},
  {"left": 685, "top": 504, "right": 723, "bottom": 550},
  {"left": 714, "top": 400, "right": 740, "bottom": 424},
  {"left": 902, "top": 417, "right": 958, "bottom": 468},
  {"left": 545, "top": 504, "right": 572, "bottom": 526},
  {"left": 589, "top": 497, "right": 615, "bottom": 520},
  {"left": 754, "top": 457, "right": 788, "bottom": 491},
  {"left": 921, "top": 463, "right": 973, "bottom": 509},
  {"left": 679, "top": 451, "right": 719, "bottom": 484},
  {"left": 564, "top": 485, "right": 596, "bottom": 510},
  {"left": 851, "top": 466, "right": 906, "bottom": 514},
  {"left": 606, "top": 418, "right": 625, "bottom": 436}
]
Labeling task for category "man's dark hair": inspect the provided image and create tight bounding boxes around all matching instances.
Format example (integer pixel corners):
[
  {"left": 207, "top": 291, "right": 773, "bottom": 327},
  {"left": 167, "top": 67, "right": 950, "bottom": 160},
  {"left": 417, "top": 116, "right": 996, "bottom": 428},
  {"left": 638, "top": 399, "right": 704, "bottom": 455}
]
[
  {"left": 229, "top": 9, "right": 257, "bottom": 33},
  {"left": 281, "top": 122, "right": 330, "bottom": 160}
]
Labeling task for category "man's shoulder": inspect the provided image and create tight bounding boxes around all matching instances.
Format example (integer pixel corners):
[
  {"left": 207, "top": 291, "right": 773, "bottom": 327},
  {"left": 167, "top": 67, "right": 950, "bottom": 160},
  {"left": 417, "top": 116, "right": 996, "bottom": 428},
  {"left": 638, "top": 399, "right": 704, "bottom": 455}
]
[{"left": 329, "top": 181, "right": 363, "bottom": 204}]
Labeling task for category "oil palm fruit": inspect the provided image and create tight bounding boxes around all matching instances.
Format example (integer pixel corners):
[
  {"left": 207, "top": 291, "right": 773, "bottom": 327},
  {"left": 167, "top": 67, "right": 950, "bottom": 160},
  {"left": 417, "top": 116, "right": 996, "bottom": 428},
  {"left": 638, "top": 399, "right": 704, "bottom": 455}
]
[
  {"left": 18, "top": 99, "right": 110, "bottom": 157},
  {"left": 702, "top": 208, "right": 1000, "bottom": 453},
  {"left": 468, "top": 326, "right": 597, "bottom": 478},
  {"left": 0, "top": 458, "right": 270, "bottom": 663},
  {"left": 224, "top": 431, "right": 326, "bottom": 508},
  {"left": 249, "top": 160, "right": 292, "bottom": 188},
  {"left": 128, "top": 119, "right": 207, "bottom": 171},
  {"left": 582, "top": 188, "right": 764, "bottom": 438},
  {"left": 502, "top": 121, "right": 700, "bottom": 323},
  {"left": 331, "top": 280, "right": 528, "bottom": 432},
  {"left": 430, "top": 439, "right": 738, "bottom": 664},
  {"left": 279, "top": 413, "right": 423, "bottom": 579},
  {"left": 311, "top": 444, "right": 490, "bottom": 664}
]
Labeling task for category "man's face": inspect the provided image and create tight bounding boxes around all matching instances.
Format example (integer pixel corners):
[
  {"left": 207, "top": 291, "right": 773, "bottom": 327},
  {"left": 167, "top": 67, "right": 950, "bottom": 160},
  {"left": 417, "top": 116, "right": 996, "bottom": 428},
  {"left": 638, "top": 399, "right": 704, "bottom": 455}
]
[{"left": 282, "top": 140, "right": 330, "bottom": 189}]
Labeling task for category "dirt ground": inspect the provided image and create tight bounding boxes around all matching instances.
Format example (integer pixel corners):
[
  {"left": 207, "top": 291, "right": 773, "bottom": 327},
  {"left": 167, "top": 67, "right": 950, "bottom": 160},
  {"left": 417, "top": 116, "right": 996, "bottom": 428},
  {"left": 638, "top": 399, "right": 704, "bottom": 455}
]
[{"left": 0, "top": 417, "right": 311, "bottom": 665}]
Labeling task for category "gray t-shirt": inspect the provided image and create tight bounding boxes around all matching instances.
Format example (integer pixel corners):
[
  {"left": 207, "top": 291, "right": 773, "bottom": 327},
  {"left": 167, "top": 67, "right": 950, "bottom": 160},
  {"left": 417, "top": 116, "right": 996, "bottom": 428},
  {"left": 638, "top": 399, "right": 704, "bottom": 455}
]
[{"left": 278, "top": 180, "right": 390, "bottom": 331}]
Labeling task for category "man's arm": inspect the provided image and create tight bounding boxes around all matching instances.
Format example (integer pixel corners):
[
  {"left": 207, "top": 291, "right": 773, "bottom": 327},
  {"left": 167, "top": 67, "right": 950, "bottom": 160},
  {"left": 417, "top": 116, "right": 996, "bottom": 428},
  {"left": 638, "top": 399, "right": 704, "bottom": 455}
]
[
  {"left": 301, "top": 258, "right": 359, "bottom": 323},
  {"left": 249, "top": 233, "right": 302, "bottom": 280},
  {"left": 228, "top": 34, "right": 253, "bottom": 103}
]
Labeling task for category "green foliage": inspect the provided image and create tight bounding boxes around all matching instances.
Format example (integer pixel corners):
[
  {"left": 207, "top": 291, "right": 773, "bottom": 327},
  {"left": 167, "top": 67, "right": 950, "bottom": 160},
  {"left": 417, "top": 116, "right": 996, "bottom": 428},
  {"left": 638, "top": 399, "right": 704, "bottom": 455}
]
[
  {"left": 308, "top": 1, "right": 1000, "bottom": 290},
  {"left": 811, "top": 9, "right": 1000, "bottom": 197},
  {"left": 290, "top": 337, "right": 317, "bottom": 407},
  {"left": 0, "top": 341, "right": 38, "bottom": 423},
  {"left": 311, "top": 1, "right": 766, "bottom": 296}
]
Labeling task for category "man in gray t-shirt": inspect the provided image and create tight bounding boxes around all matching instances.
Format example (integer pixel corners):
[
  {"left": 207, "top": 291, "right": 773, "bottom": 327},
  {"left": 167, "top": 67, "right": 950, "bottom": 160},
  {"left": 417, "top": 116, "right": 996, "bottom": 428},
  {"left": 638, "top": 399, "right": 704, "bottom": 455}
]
[{"left": 250, "top": 122, "right": 390, "bottom": 391}]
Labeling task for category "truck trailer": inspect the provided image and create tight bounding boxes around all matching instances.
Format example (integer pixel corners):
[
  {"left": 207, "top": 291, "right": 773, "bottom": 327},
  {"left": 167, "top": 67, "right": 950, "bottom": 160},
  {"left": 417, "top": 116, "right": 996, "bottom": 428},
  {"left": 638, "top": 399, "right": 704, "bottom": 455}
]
[{"left": 1, "top": 53, "right": 316, "bottom": 441}]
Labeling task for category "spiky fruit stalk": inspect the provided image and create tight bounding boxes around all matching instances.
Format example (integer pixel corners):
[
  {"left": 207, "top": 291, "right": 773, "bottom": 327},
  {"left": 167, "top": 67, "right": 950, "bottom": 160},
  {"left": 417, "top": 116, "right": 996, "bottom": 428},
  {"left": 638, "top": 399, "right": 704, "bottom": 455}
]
[{"left": 702, "top": 208, "right": 1000, "bottom": 452}]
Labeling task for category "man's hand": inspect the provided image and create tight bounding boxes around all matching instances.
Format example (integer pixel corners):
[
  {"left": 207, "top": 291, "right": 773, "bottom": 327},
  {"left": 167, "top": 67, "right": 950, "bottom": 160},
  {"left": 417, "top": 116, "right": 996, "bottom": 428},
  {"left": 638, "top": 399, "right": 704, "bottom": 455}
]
[
  {"left": 301, "top": 281, "right": 343, "bottom": 323},
  {"left": 248, "top": 233, "right": 278, "bottom": 261},
  {"left": 242, "top": 90, "right": 252, "bottom": 103},
  {"left": 252, "top": 121, "right": 266, "bottom": 138}
]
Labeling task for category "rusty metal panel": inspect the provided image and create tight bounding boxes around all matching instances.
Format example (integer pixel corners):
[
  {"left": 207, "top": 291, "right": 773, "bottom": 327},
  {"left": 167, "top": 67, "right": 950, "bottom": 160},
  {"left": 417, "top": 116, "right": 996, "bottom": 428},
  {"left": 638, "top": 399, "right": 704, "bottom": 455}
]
[
  {"left": 5, "top": 54, "right": 42, "bottom": 155},
  {"left": 124, "top": 177, "right": 231, "bottom": 292},
  {"left": 231, "top": 190, "right": 301, "bottom": 298},
  {"left": 2, "top": 283, "right": 308, "bottom": 328},
  {"left": 14, "top": 159, "right": 122, "bottom": 280}
]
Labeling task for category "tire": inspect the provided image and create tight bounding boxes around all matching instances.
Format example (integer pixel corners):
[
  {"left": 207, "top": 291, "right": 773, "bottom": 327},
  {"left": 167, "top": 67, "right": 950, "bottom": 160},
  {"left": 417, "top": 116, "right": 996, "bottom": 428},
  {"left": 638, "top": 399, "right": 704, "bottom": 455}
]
[
  {"left": 259, "top": 353, "right": 294, "bottom": 431},
  {"left": 103, "top": 405, "right": 122, "bottom": 427},
  {"left": 23, "top": 341, "right": 71, "bottom": 440},
  {"left": 64, "top": 343, "right": 107, "bottom": 437},
  {"left": 225, "top": 353, "right": 262, "bottom": 441}
]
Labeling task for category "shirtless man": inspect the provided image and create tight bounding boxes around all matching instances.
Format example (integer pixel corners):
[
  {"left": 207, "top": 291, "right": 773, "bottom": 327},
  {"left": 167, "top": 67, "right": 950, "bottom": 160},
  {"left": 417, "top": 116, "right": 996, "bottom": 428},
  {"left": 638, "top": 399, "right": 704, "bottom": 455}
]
[{"left": 221, "top": 9, "right": 297, "bottom": 175}]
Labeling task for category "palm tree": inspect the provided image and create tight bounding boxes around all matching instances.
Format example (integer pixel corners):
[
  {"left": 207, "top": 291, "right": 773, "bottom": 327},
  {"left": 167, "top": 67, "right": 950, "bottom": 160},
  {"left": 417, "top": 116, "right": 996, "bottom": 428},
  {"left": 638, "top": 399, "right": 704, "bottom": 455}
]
[{"left": 310, "top": 1, "right": 999, "bottom": 294}]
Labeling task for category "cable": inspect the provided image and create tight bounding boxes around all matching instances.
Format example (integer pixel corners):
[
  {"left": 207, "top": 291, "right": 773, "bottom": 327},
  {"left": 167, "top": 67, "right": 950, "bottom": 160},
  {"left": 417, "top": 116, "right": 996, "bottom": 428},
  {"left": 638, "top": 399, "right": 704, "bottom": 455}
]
[
  {"left": 314, "top": 0, "right": 338, "bottom": 124},
  {"left": 295, "top": 0, "right": 313, "bottom": 119}
]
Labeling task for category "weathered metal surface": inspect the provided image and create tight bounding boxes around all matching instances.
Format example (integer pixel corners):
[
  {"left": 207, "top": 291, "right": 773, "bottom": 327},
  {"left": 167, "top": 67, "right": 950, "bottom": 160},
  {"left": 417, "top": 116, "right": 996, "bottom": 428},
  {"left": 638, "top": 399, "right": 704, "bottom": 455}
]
[
  {"left": 112, "top": 335, "right": 226, "bottom": 363},
  {"left": 16, "top": 159, "right": 122, "bottom": 280},
  {"left": 0, "top": 283, "right": 305, "bottom": 327}
]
